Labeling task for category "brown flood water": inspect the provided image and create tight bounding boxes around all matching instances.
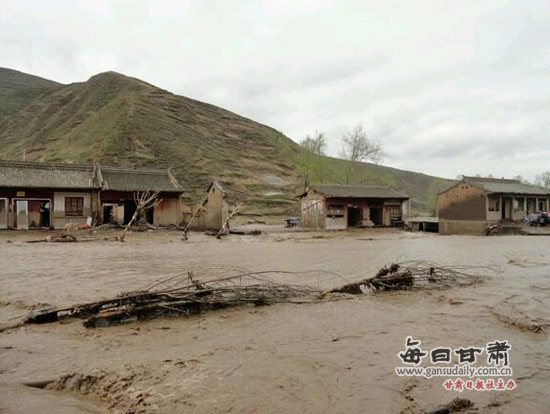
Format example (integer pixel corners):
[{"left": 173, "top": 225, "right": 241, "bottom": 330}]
[{"left": 0, "top": 228, "right": 549, "bottom": 413}]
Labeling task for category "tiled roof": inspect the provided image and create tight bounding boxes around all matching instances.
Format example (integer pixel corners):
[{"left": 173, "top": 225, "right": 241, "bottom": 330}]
[
  {"left": 464, "top": 177, "right": 550, "bottom": 196},
  {"left": 307, "top": 184, "right": 409, "bottom": 199},
  {"left": 0, "top": 160, "right": 183, "bottom": 193},
  {"left": 100, "top": 166, "right": 182, "bottom": 193},
  {"left": 0, "top": 160, "right": 96, "bottom": 189}
]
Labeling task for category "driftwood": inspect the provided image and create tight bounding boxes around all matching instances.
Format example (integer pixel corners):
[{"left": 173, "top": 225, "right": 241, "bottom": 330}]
[
  {"left": 182, "top": 194, "right": 210, "bottom": 240},
  {"left": 229, "top": 229, "right": 262, "bottom": 236},
  {"left": 3, "top": 262, "right": 489, "bottom": 331},
  {"left": 26, "top": 234, "right": 78, "bottom": 243},
  {"left": 216, "top": 202, "right": 243, "bottom": 239},
  {"left": 119, "top": 191, "right": 160, "bottom": 242},
  {"left": 328, "top": 261, "right": 484, "bottom": 295}
]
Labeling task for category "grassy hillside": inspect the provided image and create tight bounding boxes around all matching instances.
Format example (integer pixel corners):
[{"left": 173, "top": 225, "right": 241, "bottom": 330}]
[
  {"left": 0, "top": 68, "right": 451, "bottom": 215},
  {"left": 0, "top": 67, "right": 61, "bottom": 118}
]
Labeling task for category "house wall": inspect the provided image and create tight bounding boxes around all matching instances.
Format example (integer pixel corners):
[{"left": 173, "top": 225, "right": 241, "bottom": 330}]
[
  {"left": 154, "top": 198, "right": 182, "bottom": 226},
  {"left": 101, "top": 190, "right": 182, "bottom": 226},
  {"left": 0, "top": 188, "right": 55, "bottom": 229},
  {"left": 1, "top": 187, "right": 184, "bottom": 229},
  {"left": 325, "top": 201, "right": 346, "bottom": 230},
  {"left": 437, "top": 183, "right": 487, "bottom": 221},
  {"left": 439, "top": 219, "right": 488, "bottom": 235},
  {"left": 182, "top": 186, "right": 228, "bottom": 231},
  {"left": 53, "top": 191, "right": 94, "bottom": 229},
  {"left": 301, "top": 193, "right": 407, "bottom": 229},
  {"left": 301, "top": 192, "right": 326, "bottom": 229},
  {"left": 203, "top": 185, "right": 228, "bottom": 231}
]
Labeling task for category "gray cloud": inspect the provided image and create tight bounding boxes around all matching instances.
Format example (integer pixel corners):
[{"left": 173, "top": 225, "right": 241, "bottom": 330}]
[{"left": 1, "top": 0, "right": 549, "bottom": 181}]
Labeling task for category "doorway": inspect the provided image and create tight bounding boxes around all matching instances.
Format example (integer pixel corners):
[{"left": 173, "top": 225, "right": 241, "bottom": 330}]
[
  {"left": 15, "top": 200, "right": 29, "bottom": 230},
  {"left": 14, "top": 199, "right": 51, "bottom": 229},
  {"left": 122, "top": 200, "right": 154, "bottom": 225},
  {"left": 370, "top": 207, "right": 383, "bottom": 226},
  {"left": 347, "top": 207, "right": 363, "bottom": 227},
  {"left": 103, "top": 205, "right": 114, "bottom": 224},
  {"left": 501, "top": 198, "right": 512, "bottom": 219}
]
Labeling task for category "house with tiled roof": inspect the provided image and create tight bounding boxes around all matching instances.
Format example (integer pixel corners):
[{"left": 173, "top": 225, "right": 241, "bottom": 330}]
[
  {"left": 437, "top": 176, "right": 550, "bottom": 235},
  {"left": 299, "top": 184, "right": 409, "bottom": 229},
  {"left": 0, "top": 160, "right": 183, "bottom": 229}
]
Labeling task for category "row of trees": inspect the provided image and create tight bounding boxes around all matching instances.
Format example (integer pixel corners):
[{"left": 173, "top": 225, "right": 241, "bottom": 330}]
[{"left": 299, "top": 124, "right": 384, "bottom": 185}]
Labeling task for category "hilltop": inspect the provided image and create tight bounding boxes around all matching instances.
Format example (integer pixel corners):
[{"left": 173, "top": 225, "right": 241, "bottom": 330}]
[{"left": 0, "top": 68, "right": 451, "bottom": 214}]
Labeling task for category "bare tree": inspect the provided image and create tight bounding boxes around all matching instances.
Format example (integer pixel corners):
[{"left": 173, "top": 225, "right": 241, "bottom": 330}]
[
  {"left": 340, "top": 124, "right": 384, "bottom": 164},
  {"left": 119, "top": 191, "right": 160, "bottom": 242},
  {"left": 300, "top": 131, "right": 327, "bottom": 157},
  {"left": 535, "top": 171, "right": 550, "bottom": 188},
  {"left": 339, "top": 124, "right": 384, "bottom": 183}
]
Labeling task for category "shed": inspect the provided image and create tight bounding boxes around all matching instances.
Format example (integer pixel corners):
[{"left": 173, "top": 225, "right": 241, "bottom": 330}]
[
  {"left": 437, "top": 176, "right": 550, "bottom": 235},
  {"left": 299, "top": 184, "right": 409, "bottom": 230}
]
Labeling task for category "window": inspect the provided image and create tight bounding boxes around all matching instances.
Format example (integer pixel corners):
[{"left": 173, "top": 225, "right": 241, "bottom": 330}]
[
  {"left": 327, "top": 205, "right": 344, "bottom": 218},
  {"left": 65, "top": 197, "right": 84, "bottom": 216},
  {"left": 389, "top": 206, "right": 401, "bottom": 218},
  {"left": 488, "top": 197, "right": 499, "bottom": 212},
  {"left": 514, "top": 198, "right": 525, "bottom": 211}
]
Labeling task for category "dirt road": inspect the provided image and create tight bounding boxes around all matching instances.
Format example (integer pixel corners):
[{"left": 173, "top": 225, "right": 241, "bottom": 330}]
[{"left": 1, "top": 228, "right": 549, "bottom": 413}]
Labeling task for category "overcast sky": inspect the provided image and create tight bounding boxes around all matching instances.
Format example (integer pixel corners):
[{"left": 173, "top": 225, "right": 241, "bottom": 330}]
[{"left": 2, "top": 0, "right": 549, "bottom": 180}]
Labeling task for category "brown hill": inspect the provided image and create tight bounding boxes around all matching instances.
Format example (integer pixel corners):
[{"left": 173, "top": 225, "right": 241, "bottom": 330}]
[{"left": 0, "top": 68, "right": 451, "bottom": 214}]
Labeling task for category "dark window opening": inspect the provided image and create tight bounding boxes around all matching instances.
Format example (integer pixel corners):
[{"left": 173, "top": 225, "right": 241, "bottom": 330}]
[{"left": 65, "top": 197, "right": 84, "bottom": 216}]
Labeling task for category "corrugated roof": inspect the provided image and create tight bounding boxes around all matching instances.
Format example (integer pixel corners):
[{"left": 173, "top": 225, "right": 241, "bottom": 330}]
[
  {"left": 0, "top": 160, "right": 183, "bottom": 193},
  {"left": 100, "top": 166, "right": 182, "bottom": 193},
  {"left": 0, "top": 160, "right": 96, "bottom": 189},
  {"left": 464, "top": 177, "right": 550, "bottom": 196},
  {"left": 307, "top": 184, "right": 409, "bottom": 199}
]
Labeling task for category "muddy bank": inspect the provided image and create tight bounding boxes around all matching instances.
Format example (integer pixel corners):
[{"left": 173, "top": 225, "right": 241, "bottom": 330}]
[{"left": 1, "top": 230, "right": 549, "bottom": 413}]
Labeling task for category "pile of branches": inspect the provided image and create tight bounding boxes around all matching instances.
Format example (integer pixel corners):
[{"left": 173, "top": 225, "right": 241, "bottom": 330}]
[
  {"left": 329, "top": 261, "right": 485, "bottom": 294},
  {"left": 7, "top": 261, "right": 487, "bottom": 330},
  {"left": 23, "top": 271, "right": 320, "bottom": 328}
]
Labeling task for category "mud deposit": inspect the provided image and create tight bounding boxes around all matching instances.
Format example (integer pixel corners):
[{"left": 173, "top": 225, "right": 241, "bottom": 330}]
[{"left": 1, "top": 229, "right": 549, "bottom": 413}]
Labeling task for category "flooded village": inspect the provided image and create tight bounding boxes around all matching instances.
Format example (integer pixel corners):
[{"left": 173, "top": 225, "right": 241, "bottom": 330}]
[{"left": 1, "top": 159, "right": 549, "bottom": 414}]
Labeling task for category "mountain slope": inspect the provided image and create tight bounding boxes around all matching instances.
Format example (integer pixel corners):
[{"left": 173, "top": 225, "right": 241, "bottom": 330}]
[
  {"left": 0, "top": 68, "right": 451, "bottom": 213},
  {"left": 0, "top": 67, "right": 61, "bottom": 118}
]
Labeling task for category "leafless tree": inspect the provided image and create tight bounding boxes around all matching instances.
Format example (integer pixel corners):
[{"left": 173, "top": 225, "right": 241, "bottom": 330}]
[
  {"left": 535, "top": 171, "right": 550, "bottom": 188},
  {"left": 339, "top": 124, "right": 384, "bottom": 183},
  {"left": 340, "top": 124, "right": 384, "bottom": 164},
  {"left": 300, "top": 131, "right": 327, "bottom": 157},
  {"left": 119, "top": 191, "right": 160, "bottom": 242}
]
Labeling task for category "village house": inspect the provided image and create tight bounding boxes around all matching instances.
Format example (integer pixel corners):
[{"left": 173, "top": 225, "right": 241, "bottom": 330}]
[
  {"left": 0, "top": 160, "right": 183, "bottom": 230},
  {"left": 183, "top": 180, "right": 229, "bottom": 231},
  {"left": 299, "top": 184, "right": 409, "bottom": 230},
  {"left": 437, "top": 176, "right": 550, "bottom": 235}
]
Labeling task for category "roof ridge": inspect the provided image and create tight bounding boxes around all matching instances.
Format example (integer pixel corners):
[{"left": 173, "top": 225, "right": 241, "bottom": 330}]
[
  {"left": 99, "top": 165, "right": 170, "bottom": 174},
  {"left": 0, "top": 159, "right": 94, "bottom": 170},
  {"left": 464, "top": 176, "right": 520, "bottom": 183}
]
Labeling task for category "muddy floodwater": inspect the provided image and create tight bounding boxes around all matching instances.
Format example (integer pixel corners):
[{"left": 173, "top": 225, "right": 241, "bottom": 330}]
[{"left": 0, "top": 228, "right": 549, "bottom": 413}]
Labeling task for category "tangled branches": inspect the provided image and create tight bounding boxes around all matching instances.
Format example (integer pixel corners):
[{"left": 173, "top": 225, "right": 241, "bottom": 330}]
[
  {"left": 330, "top": 260, "right": 486, "bottom": 294},
  {"left": 14, "top": 261, "right": 489, "bottom": 330}
]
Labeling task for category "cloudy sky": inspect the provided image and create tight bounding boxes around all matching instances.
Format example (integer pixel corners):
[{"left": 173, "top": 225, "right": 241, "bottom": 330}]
[{"left": 2, "top": 0, "right": 549, "bottom": 180}]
